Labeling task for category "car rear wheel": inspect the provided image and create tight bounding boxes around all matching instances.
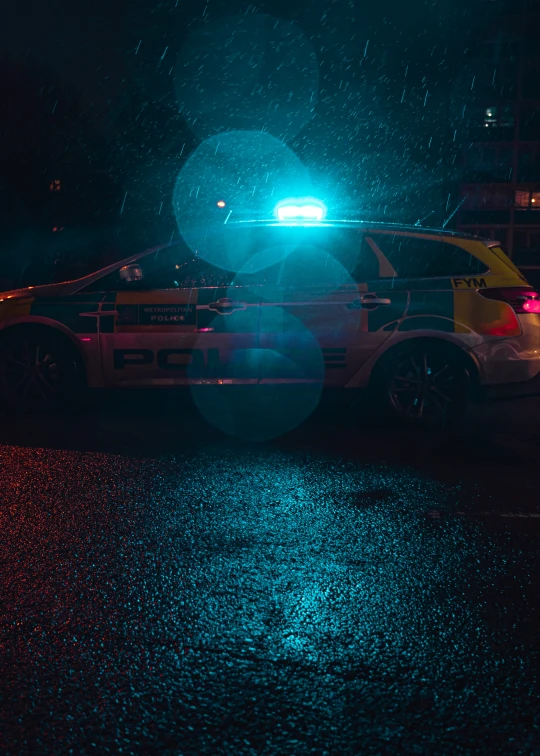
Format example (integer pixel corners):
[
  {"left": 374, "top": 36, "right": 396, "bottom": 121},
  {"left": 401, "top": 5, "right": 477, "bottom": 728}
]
[
  {"left": 0, "top": 328, "right": 84, "bottom": 412},
  {"left": 378, "top": 342, "right": 471, "bottom": 428}
]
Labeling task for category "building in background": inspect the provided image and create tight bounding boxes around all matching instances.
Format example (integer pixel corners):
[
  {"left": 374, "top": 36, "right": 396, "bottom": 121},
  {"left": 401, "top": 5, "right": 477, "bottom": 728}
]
[{"left": 456, "top": 0, "right": 540, "bottom": 263}]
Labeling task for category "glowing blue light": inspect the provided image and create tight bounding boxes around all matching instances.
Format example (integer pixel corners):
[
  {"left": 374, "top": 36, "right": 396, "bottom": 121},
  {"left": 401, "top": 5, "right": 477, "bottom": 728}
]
[{"left": 275, "top": 198, "right": 326, "bottom": 222}]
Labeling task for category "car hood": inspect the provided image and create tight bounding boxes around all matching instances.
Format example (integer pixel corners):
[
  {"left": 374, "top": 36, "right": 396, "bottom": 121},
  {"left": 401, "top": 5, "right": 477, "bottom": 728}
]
[
  {"left": 0, "top": 242, "right": 176, "bottom": 302},
  {"left": 0, "top": 280, "right": 81, "bottom": 301}
]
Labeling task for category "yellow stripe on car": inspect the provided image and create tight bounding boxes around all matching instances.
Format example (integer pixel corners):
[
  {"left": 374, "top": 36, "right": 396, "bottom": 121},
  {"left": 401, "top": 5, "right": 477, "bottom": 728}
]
[{"left": 0, "top": 297, "right": 34, "bottom": 323}]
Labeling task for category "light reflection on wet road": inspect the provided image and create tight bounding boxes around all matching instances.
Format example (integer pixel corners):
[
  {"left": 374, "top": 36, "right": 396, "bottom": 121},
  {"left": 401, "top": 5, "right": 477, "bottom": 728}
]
[{"left": 0, "top": 393, "right": 539, "bottom": 755}]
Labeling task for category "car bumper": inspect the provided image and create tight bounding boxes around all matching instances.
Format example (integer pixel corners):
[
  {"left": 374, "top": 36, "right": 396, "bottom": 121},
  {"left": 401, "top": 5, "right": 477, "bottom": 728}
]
[
  {"left": 481, "top": 371, "right": 540, "bottom": 399},
  {"left": 470, "top": 317, "right": 540, "bottom": 394}
]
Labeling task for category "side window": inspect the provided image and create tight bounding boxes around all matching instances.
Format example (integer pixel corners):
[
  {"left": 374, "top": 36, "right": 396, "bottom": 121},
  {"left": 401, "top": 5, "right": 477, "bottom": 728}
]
[
  {"left": 273, "top": 229, "right": 380, "bottom": 285},
  {"left": 82, "top": 266, "right": 124, "bottom": 292},
  {"left": 83, "top": 249, "right": 234, "bottom": 292},
  {"left": 216, "top": 227, "right": 381, "bottom": 285},
  {"left": 170, "top": 256, "right": 233, "bottom": 289},
  {"left": 350, "top": 235, "right": 391, "bottom": 281},
  {"left": 368, "top": 234, "right": 488, "bottom": 278}
]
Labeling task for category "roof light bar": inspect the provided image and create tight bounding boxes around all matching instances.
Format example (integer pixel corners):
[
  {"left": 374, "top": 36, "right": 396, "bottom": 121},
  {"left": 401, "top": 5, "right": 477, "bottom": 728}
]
[{"left": 275, "top": 198, "right": 326, "bottom": 223}]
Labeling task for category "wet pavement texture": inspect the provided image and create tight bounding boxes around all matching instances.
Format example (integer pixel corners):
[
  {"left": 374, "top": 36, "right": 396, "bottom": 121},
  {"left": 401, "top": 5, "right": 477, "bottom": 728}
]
[{"left": 0, "top": 390, "right": 539, "bottom": 755}]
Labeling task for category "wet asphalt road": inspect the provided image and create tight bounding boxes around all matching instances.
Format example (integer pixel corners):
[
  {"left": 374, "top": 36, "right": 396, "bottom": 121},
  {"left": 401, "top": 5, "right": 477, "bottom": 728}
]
[{"left": 0, "top": 390, "right": 539, "bottom": 755}]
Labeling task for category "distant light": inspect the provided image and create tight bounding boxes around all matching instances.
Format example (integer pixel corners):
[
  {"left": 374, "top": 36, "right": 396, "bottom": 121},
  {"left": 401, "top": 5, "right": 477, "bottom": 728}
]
[
  {"left": 216, "top": 200, "right": 226, "bottom": 208},
  {"left": 275, "top": 198, "right": 326, "bottom": 222},
  {"left": 81, "top": 337, "right": 92, "bottom": 342},
  {"left": 532, "top": 198, "right": 536, "bottom": 203}
]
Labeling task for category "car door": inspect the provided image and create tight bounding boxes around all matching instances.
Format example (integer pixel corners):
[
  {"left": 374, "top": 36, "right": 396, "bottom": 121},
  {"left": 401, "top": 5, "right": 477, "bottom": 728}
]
[
  {"left": 366, "top": 231, "right": 490, "bottom": 337},
  {"left": 254, "top": 227, "right": 409, "bottom": 385},
  {"left": 26, "top": 291, "right": 109, "bottom": 388},
  {"left": 86, "top": 246, "right": 261, "bottom": 386}
]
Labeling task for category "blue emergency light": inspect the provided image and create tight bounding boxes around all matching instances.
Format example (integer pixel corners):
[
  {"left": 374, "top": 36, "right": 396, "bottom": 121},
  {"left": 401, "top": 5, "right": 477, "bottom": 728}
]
[{"left": 274, "top": 198, "right": 327, "bottom": 223}]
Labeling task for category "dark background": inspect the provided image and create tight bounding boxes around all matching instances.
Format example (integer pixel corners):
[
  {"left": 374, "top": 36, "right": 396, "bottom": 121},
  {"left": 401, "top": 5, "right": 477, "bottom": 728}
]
[
  {"left": 0, "top": 0, "right": 524, "bottom": 287},
  {"left": 1, "top": 7, "right": 540, "bottom": 754}
]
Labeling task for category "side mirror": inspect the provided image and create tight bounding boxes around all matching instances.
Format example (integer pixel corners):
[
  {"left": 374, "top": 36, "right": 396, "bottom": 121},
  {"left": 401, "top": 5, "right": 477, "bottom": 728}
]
[{"left": 119, "top": 264, "right": 144, "bottom": 283}]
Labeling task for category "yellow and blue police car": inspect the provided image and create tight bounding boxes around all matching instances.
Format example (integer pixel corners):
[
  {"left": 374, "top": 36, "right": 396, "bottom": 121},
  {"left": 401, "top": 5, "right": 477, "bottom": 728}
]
[{"left": 1, "top": 200, "right": 539, "bottom": 426}]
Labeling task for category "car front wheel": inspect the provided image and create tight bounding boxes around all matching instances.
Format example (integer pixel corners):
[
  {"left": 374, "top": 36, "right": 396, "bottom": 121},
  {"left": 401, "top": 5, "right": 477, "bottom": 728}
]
[
  {"left": 0, "top": 328, "right": 84, "bottom": 411},
  {"left": 378, "top": 342, "right": 471, "bottom": 428}
]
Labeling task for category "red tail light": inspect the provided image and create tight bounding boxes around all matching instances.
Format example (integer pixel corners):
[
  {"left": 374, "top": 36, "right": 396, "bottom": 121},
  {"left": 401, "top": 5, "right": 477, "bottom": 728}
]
[
  {"left": 479, "top": 287, "right": 540, "bottom": 314},
  {"left": 523, "top": 299, "right": 540, "bottom": 313}
]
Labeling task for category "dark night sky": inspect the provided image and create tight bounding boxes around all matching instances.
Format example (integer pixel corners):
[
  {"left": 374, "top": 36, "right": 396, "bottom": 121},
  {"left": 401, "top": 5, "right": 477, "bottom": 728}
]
[
  {"left": 1, "top": 0, "right": 511, "bottom": 245},
  {"left": 4, "top": 0, "right": 487, "bottom": 121}
]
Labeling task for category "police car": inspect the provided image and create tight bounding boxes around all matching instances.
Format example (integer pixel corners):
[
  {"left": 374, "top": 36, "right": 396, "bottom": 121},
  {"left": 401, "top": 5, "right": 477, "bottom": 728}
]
[{"left": 1, "top": 199, "right": 539, "bottom": 426}]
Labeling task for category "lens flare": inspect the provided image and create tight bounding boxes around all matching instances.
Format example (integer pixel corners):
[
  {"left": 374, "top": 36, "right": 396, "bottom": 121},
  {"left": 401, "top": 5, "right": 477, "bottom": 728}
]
[
  {"left": 189, "top": 307, "right": 325, "bottom": 441},
  {"left": 173, "top": 130, "right": 312, "bottom": 273},
  {"left": 174, "top": 14, "right": 319, "bottom": 141}
]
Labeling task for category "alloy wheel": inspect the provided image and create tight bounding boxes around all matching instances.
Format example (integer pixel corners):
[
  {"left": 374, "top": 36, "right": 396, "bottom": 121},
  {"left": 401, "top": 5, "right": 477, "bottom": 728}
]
[
  {"left": 388, "top": 349, "right": 467, "bottom": 425},
  {"left": 2, "top": 339, "right": 63, "bottom": 408}
]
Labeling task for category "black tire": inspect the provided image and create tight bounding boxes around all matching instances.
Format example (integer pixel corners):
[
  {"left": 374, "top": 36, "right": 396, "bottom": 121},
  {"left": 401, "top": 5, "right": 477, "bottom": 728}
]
[
  {"left": 376, "top": 341, "right": 471, "bottom": 428},
  {"left": 0, "top": 328, "right": 85, "bottom": 412}
]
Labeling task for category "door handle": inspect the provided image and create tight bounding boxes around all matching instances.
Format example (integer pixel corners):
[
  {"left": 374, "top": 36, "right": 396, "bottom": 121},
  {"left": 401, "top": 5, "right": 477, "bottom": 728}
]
[
  {"left": 348, "top": 295, "right": 392, "bottom": 310},
  {"left": 208, "top": 298, "right": 247, "bottom": 314}
]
